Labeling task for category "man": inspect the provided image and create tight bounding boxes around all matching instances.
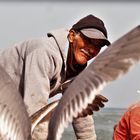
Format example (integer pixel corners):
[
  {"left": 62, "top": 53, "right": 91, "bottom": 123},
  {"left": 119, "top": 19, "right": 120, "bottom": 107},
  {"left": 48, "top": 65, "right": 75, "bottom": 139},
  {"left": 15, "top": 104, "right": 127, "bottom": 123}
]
[
  {"left": 0, "top": 14, "right": 110, "bottom": 139},
  {"left": 113, "top": 101, "right": 140, "bottom": 140}
]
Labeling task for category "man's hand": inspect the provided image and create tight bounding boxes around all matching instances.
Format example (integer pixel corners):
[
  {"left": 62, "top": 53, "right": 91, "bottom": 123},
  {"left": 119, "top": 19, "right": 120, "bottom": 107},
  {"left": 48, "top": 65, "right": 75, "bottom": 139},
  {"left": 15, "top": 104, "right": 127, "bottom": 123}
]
[{"left": 77, "top": 94, "right": 108, "bottom": 118}]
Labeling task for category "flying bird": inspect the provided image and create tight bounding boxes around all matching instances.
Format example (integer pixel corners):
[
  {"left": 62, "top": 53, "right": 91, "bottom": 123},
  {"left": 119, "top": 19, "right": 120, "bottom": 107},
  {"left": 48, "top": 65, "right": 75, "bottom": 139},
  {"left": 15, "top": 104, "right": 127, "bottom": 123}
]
[
  {"left": 0, "top": 65, "right": 31, "bottom": 140},
  {"left": 47, "top": 25, "right": 140, "bottom": 140}
]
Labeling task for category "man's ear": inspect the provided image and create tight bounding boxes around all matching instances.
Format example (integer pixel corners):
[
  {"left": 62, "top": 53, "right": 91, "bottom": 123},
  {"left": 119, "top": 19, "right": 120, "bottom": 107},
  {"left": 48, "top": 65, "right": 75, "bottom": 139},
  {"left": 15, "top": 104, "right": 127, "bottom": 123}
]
[{"left": 68, "top": 30, "right": 77, "bottom": 43}]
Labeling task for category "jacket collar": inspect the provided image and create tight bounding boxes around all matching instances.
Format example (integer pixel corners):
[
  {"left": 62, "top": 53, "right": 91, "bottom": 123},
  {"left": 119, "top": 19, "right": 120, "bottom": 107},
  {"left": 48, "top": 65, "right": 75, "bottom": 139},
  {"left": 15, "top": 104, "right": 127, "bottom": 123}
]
[{"left": 47, "top": 28, "right": 69, "bottom": 62}]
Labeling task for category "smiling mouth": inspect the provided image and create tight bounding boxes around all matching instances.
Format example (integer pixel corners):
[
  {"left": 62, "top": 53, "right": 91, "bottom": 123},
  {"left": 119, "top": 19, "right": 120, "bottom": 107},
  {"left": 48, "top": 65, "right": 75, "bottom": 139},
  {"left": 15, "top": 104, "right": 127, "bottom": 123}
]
[{"left": 81, "top": 49, "right": 92, "bottom": 58}]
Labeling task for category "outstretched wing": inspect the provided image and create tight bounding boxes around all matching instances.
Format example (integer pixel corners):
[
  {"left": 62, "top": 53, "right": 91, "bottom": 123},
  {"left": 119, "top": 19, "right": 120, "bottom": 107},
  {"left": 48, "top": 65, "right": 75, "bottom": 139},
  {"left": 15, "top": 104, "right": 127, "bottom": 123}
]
[
  {"left": 0, "top": 65, "right": 31, "bottom": 140},
  {"left": 47, "top": 25, "right": 140, "bottom": 140}
]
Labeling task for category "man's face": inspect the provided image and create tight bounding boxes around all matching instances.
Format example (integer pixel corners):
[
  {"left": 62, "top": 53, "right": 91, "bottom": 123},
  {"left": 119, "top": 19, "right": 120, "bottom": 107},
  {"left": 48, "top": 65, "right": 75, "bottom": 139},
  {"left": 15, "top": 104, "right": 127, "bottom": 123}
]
[{"left": 68, "top": 30, "right": 102, "bottom": 65}]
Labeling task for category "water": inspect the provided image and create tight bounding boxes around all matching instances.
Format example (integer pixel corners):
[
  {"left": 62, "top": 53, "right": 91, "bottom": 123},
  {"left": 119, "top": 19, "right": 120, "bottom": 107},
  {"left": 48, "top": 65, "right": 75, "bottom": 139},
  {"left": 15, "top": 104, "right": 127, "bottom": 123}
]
[{"left": 61, "top": 108, "right": 126, "bottom": 140}]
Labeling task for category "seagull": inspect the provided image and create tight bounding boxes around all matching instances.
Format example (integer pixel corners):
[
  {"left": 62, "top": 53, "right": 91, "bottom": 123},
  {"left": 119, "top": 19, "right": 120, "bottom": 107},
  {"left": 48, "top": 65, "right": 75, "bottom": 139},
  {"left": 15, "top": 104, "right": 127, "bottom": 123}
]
[{"left": 47, "top": 25, "right": 140, "bottom": 140}]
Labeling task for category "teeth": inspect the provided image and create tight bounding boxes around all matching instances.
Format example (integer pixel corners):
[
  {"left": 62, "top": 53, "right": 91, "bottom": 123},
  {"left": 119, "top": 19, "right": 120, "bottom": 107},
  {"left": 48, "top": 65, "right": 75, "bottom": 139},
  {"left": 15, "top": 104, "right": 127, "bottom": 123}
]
[{"left": 81, "top": 49, "right": 90, "bottom": 57}]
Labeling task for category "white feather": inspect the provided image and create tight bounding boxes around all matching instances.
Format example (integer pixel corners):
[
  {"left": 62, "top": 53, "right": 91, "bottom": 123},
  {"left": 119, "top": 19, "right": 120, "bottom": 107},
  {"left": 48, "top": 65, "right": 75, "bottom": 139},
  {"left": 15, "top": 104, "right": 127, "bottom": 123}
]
[{"left": 47, "top": 25, "right": 140, "bottom": 140}]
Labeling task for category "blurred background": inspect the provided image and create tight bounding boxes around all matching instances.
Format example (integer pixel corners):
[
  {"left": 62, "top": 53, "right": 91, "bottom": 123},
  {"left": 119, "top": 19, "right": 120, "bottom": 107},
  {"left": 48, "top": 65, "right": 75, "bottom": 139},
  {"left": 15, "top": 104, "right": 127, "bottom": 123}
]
[
  {"left": 0, "top": 0, "right": 140, "bottom": 108},
  {"left": 0, "top": 1, "right": 140, "bottom": 139}
]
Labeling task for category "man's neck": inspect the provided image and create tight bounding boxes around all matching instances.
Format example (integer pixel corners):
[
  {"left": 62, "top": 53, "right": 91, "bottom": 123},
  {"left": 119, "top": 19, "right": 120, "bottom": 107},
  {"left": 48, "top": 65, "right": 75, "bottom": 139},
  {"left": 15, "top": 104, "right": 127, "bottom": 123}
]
[{"left": 66, "top": 46, "right": 87, "bottom": 79}]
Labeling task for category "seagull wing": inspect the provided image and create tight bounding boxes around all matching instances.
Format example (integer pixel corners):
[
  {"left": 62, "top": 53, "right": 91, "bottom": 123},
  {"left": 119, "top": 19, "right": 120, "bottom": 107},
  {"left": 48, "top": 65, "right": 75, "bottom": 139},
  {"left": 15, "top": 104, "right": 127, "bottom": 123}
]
[
  {"left": 0, "top": 65, "right": 31, "bottom": 140},
  {"left": 47, "top": 25, "right": 140, "bottom": 140}
]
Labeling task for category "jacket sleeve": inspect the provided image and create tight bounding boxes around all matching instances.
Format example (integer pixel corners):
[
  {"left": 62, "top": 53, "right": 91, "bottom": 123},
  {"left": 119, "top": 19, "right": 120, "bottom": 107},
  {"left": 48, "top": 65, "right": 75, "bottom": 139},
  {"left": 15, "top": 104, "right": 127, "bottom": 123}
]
[
  {"left": 130, "top": 107, "right": 140, "bottom": 139},
  {"left": 113, "top": 107, "right": 140, "bottom": 140},
  {"left": 72, "top": 115, "right": 96, "bottom": 140},
  {"left": 113, "top": 111, "right": 129, "bottom": 140},
  {"left": 23, "top": 47, "right": 54, "bottom": 115}
]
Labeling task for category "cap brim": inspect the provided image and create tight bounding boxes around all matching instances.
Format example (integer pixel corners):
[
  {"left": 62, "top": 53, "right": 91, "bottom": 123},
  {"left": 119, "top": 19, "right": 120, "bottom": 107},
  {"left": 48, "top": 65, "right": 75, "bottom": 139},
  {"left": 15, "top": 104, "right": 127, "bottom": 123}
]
[{"left": 80, "top": 28, "right": 111, "bottom": 46}]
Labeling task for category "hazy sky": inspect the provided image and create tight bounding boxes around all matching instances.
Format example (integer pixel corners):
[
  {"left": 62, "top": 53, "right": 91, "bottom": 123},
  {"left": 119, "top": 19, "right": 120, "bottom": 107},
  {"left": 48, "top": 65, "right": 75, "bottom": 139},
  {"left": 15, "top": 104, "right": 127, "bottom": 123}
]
[{"left": 0, "top": 1, "right": 140, "bottom": 108}]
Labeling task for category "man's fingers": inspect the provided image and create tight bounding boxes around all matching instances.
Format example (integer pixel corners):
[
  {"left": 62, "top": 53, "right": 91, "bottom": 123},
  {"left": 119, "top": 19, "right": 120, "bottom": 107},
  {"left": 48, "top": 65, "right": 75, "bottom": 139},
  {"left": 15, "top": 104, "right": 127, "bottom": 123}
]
[
  {"left": 87, "top": 109, "right": 93, "bottom": 115},
  {"left": 86, "top": 106, "right": 94, "bottom": 115},
  {"left": 95, "top": 94, "right": 108, "bottom": 102},
  {"left": 96, "top": 102, "right": 104, "bottom": 108},
  {"left": 77, "top": 94, "right": 108, "bottom": 118},
  {"left": 92, "top": 106, "right": 99, "bottom": 111},
  {"left": 92, "top": 99, "right": 105, "bottom": 108},
  {"left": 88, "top": 104, "right": 99, "bottom": 111},
  {"left": 77, "top": 106, "right": 94, "bottom": 118}
]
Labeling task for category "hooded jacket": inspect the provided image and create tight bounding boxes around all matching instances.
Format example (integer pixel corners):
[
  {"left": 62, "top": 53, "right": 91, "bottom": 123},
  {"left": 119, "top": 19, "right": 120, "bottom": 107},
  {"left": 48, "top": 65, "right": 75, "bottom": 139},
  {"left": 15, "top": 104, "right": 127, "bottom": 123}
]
[
  {"left": 0, "top": 28, "right": 68, "bottom": 114},
  {"left": 0, "top": 28, "right": 96, "bottom": 140}
]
